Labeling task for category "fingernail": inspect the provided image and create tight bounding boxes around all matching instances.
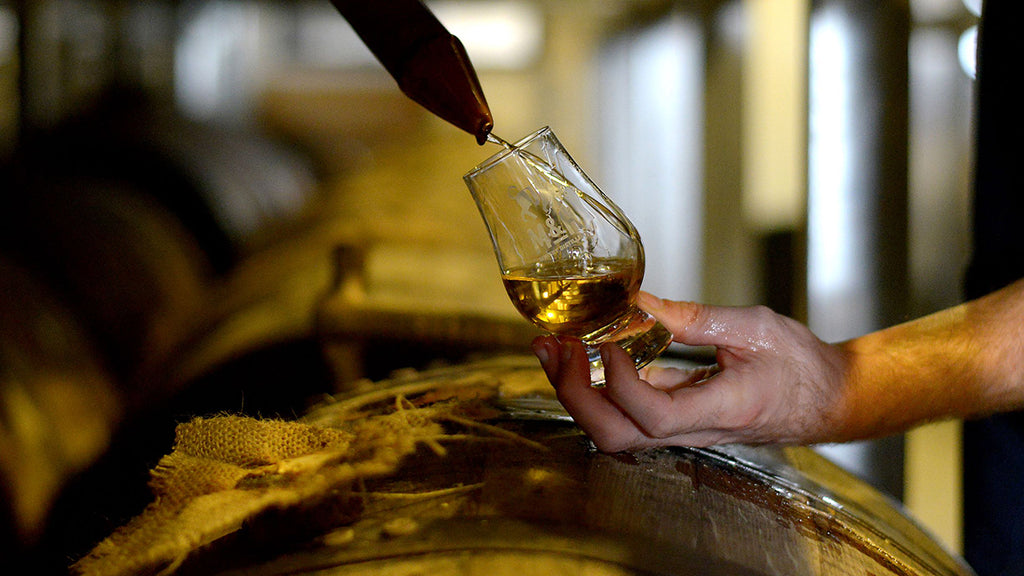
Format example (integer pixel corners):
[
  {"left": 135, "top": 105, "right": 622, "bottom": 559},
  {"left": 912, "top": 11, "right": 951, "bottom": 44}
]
[
  {"left": 560, "top": 339, "right": 575, "bottom": 363},
  {"left": 531, "top": 338, "right": 550, "bottom": 365},
  {"left": 638, "top": 291, "right": 660, "bottom": 309}
]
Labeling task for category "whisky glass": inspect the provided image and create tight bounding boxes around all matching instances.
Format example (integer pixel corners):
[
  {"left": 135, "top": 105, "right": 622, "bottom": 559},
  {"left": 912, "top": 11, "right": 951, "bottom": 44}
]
[{"left": 464, "top": 126, "right": 672, "bottom": 384}]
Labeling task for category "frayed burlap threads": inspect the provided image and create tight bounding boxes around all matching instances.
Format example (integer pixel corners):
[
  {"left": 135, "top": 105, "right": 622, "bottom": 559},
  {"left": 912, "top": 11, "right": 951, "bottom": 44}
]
[
  {"left": 71, "top": 358, "right": 554, "bottom": 576},
  {"left": 72, "top": 411, "right": 443, "bottom": 576}
]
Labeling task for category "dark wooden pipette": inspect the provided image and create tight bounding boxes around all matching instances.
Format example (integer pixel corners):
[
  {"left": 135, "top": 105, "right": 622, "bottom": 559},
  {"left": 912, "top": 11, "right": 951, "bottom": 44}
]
[{"left": 328, "top": 0, "right": 494, "bottom": 144}]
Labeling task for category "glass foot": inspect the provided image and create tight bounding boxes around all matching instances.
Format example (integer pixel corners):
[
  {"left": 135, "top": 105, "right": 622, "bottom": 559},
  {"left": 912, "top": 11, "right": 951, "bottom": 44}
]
[{"left": 585, "top": 320, "right": 673, "bottom": 386}]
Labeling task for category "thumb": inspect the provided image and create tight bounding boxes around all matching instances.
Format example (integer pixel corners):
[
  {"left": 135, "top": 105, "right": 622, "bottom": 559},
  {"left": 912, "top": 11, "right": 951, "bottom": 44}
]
[{"left": 638, "top": 292, "right": 762, "bottom": 350}]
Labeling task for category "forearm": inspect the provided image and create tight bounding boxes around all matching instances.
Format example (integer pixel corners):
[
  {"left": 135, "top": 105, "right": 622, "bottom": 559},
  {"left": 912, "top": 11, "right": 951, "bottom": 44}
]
[{"left": 835, "top": 279, "right": 1024, "bottom": 440}]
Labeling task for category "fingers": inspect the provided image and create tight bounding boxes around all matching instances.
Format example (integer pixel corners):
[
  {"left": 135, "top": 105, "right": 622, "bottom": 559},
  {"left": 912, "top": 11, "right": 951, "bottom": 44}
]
[
  {"left": 532, "top": 336, "right": 651, "bottom": 451},
  {"left": 532, "top": 335, "right": 744, "bottom": 450},
  {"left": 639, "top": 292, "right": 776, "bottom": 352},
  {"left": 532, "top": 335, "right": 562, "bottom": 383},
  {"left": 601, "top": 342, "right": 750, "bottom": 444},
  {"left": 532, "top": 299, "right": 839, "bottom": 450},
  {"left": 641, "top": 364, "right": 720, "bottom": 392},
  {"left": 599, "top": 342, "right": 691, "bottom": 439}
]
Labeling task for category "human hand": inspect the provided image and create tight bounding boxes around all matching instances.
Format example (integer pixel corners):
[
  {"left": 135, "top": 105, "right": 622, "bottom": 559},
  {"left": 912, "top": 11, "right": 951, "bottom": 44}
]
[{"left": 531, "top": 292, "right": 852, "bottom": 451}]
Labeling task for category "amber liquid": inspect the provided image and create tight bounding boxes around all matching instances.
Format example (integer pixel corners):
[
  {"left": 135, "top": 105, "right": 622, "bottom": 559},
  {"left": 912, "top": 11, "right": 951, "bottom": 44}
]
[
  {"left": 502, "top": 259, "right": 641, "bottom": 338},
  {"left": 485, "top": 132, "right": 671, "bottom": 381}
]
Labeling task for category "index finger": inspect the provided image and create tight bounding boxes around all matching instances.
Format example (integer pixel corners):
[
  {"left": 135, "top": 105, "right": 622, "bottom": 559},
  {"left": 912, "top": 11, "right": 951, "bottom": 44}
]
[{"left": 535, "top": 337, "right": 654, "bottom": 452}]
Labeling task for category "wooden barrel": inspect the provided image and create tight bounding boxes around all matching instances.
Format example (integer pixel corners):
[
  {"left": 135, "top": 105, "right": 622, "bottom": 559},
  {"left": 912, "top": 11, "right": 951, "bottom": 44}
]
[
  {"left": 160, "top": 357, "right": 973, "bottom": 576},
  {"left": 0, "top": 177, "right": 211, "bottom": 399},
  {"left": 0, "top": 257, "right": 121, "bottom": 557}
]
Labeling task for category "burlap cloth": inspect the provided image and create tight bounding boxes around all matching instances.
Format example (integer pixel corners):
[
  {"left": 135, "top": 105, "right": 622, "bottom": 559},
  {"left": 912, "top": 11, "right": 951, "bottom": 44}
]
[{"left": 72, "top": 360, "right": 549, "bottom": 576}]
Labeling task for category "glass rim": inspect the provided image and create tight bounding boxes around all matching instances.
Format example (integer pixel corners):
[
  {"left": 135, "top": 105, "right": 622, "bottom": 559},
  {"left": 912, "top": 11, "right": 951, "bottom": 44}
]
[{"left": 462, "top": 125, "right": 555, "bottom": 181}]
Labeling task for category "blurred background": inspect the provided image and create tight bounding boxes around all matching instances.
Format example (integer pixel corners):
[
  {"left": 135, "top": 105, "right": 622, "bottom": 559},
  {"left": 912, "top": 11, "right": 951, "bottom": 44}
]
[{"left": 0, "top": 0, "right": 978, "bottom": 571}]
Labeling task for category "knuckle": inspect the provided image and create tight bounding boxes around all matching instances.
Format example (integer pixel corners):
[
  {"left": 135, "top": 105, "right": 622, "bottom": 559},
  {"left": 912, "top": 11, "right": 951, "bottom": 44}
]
[
  {"left": 679, "top": 303, "right": 708, "bottom": 334},
  {"left": 644, "top": 411, "right": 679, "bottom": 439},
  {"left": 749, "top": 305, "right": 779, "bottom": 330},
  {"left": 655, "top": 300, "right": 705, "bottom": 335}
]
